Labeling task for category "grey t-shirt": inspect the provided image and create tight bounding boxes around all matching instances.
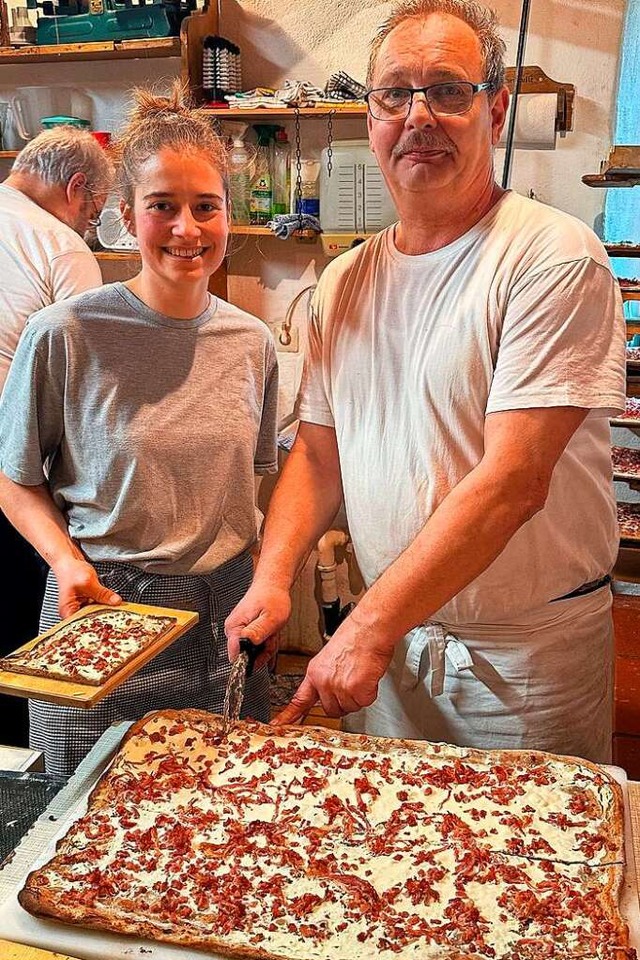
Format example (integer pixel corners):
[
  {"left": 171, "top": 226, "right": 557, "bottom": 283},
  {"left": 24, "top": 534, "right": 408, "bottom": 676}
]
[{"left": 0, "top": 282, "right": 278, "bottom": 575}]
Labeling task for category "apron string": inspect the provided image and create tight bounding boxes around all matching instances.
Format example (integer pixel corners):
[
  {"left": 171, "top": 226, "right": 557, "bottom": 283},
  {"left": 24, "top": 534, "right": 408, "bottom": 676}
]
[{"left": 399, "top": 622, "right": 474, "bottom": 697}]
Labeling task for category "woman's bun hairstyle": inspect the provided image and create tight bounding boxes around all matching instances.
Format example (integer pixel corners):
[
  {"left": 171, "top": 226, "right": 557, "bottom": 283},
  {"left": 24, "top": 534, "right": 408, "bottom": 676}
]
[{"left": 113, "top": 80, "right": 228, "bottom": 205}]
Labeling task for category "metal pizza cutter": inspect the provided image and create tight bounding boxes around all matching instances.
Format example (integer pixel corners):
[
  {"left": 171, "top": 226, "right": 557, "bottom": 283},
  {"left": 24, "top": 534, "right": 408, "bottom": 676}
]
[{"left": 222, "top": 638, "right": 263, "bottom": 734}]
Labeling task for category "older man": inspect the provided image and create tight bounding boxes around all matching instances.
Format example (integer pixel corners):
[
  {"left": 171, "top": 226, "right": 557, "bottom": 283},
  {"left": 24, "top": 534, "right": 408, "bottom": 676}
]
[
  {"left": 0, "top": 126, "right": 113, "bottom": 391},
  {"left": 226, "top": 0, "right": 625, "bottom": 762},
  {"left": 0, "top": 127, "right": 113, "bottom": 744}
]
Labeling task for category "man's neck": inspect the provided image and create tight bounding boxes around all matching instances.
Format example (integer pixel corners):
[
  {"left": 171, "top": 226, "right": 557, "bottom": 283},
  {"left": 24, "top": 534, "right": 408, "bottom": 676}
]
[
  {"left": 394, "top": 180, "right": 505, "bottom": 256},
  {"left": 4, "top": 172, "right": 72, "bottom": 228}
]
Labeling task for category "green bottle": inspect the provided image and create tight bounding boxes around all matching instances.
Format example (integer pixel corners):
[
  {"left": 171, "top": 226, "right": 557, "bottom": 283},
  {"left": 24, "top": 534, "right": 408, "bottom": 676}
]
[{"left": 250, "top": 125, "right": 277, "bottom": 225}]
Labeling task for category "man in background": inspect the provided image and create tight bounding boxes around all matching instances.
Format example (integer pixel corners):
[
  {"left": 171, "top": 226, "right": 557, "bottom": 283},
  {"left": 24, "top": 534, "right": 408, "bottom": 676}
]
[
  {"left": 0, "top": 128, "right": 113, "bottom": 745},
  {"left": 226, "top": 0, "right": 625, "bottom": 762},
  {"left": 0, "top": 126, "right": 113, "bottom": 388}
]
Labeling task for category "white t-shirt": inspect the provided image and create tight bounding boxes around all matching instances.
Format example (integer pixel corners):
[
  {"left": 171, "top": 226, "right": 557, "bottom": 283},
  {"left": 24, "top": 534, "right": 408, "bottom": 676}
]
[
  {"left": 0, "top": 183, "right": 102, "bottom": 392},
  {"left": 296, "top": 190, "right": 626, "bottom": 627}
]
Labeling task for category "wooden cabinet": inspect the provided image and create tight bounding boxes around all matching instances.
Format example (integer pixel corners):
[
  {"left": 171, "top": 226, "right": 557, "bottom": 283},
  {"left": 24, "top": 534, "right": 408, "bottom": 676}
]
[{"left": 614, "top": 595, "right": 640, "bottom": 776}]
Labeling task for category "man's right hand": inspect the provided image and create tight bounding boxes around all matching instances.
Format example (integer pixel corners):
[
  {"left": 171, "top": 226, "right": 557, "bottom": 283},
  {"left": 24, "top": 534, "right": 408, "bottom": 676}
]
[
  {"left": 52, "top": 556, "right": 122, "bottom": 619},
  {"left": 225, "top": 583, "right": 292, "bottom": 670}
]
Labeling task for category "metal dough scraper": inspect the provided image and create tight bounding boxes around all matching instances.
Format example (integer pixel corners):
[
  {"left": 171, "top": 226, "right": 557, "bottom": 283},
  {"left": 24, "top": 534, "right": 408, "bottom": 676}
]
[{"left": 222, "top": 638, "right": 262, "bottom": 734}]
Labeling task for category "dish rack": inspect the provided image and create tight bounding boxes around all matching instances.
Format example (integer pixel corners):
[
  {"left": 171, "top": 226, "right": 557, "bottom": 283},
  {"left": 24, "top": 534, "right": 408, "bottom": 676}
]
[{"left": 96, "top": 194, "right": 138, "bottom": 251}]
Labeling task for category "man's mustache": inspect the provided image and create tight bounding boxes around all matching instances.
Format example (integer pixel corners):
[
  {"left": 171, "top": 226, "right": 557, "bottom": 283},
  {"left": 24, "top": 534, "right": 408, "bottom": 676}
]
[{"left": 393, "top": 132, "right": 455, "bottom": 157}]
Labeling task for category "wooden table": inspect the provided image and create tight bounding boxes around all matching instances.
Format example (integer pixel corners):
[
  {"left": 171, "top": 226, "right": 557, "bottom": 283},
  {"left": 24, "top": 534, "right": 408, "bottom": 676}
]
[
  {"left": 0, "top": 946, "right": 77, "bottom": 959},
  {"left": 3, "top": 784, "right": 640, "bottom": 960}
]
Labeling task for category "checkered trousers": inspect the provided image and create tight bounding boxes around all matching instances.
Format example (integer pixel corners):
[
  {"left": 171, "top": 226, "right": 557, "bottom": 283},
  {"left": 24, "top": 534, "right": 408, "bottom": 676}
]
[{"left": 29, "top": 552, "right": 270, "bottom": 776}]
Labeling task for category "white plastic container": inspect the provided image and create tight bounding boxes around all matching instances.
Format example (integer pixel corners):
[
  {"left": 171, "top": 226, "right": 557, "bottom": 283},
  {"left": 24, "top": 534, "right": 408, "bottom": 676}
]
[{"left": 320, "top": 139, "right": 396, "bottom": 233}]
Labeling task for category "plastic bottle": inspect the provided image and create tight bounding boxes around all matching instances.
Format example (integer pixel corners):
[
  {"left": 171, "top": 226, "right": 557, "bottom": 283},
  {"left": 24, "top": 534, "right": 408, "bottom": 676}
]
[
  {"left": 226, "top": 122, "right": 252, "bottom": 226},
  {"left": 271, "top": 127, "right": 291, "bottom": 216},
  {"left": 295, "top": 158, "right": 321, "bottom": 219},
  {"left": 250, "top": 125, "right": 277, "bottom": 225}
]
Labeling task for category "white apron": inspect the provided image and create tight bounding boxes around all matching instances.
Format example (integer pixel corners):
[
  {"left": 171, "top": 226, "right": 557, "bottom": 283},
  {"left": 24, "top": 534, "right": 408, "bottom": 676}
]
[{"left": 344, "top": 587, "right": 614, "bottom": 764}]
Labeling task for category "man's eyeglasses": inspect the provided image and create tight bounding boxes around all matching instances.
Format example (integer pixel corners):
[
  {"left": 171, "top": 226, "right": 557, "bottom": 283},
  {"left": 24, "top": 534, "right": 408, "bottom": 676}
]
[
  {"left": 84, "top": 188, "right": 102, "bottom": 228},
  {"left": 365, "top": 81, "right": 492, "bottom": 121},
  {"left": 87, "top": 203, "right": 102, "bottom": 228}
]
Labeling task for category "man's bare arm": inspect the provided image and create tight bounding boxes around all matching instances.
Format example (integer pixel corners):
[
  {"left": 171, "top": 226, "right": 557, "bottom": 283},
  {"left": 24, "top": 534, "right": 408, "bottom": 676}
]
[
  {"left": 255, "top": 422, "right": 343, "bottom": 589},
  {"left": 225, "top": 422, "right": 343, "bottom": 660}
]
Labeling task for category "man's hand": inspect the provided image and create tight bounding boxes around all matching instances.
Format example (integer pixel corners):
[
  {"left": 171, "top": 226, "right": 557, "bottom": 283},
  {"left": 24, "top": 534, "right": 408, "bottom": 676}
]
[
  {"left": 52, "top": 556, "right": 122, "bottom": 619},
  {"left": 274, "top": 616, "right": 394, "bottom": 724},
  {"left": 225, "top": 583, "right": 292, "bottom": 670}
]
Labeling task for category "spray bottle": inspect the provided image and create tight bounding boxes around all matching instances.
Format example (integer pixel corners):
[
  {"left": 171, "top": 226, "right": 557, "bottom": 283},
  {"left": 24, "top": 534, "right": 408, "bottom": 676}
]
[
  {"left": 226, "top": 122, "right": 253, "bottom": 226},
  {"left": 250, "top": 124, "right": 278, "bottom": 225}
]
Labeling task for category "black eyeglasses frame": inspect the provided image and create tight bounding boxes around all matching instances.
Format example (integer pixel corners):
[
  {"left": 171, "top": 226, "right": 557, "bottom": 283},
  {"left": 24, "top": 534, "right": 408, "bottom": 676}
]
[{"left": 365, "top": 81, "right": 493, "bottom": 121}]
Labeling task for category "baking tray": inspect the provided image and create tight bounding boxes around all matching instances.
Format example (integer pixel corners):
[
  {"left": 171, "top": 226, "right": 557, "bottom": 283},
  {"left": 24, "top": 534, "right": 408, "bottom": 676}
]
[
  {"left": 0, "top": 726, "right": 636, "bottom": 960},
  {"left": 0, "top": 720, "right": 225, "bottom": 960},
  {"left": 0, "top": 603, "right": 199, "bottom": 708},
  {"left": 617, "top": 503, "right": 640, "bottom": 545},
  {"left": 0, "top": 772, "right": 67, "bottom": 863},
  {"left": 614, "top": 470, "right": 640, "bottom": 483},
  {"left": 611, "top": 418, "right": 640, "bottom": 429}
]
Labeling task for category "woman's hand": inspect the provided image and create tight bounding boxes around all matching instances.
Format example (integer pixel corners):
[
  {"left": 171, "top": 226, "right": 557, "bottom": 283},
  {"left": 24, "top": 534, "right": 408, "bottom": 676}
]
[{"left": 52, "top": 556, "right": 122, "bottom": 619}]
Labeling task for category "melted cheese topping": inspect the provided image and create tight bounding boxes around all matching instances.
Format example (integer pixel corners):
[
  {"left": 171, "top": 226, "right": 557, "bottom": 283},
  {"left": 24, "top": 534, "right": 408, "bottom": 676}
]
[
  {"left": 7, "top": 609, "right": 174, "bottom": 683},
  {"left": 23, "top": 712, "right": 629, "bottom": 960}
]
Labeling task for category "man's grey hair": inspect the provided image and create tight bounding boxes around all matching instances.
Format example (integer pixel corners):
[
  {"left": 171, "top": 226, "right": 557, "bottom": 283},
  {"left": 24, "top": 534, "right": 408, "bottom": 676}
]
[
  {"left": 12, "top": 127, "right": 114, "bottom": 195},
  {"left": 367, "top": 0, "right": 506, "bottom": 92}
]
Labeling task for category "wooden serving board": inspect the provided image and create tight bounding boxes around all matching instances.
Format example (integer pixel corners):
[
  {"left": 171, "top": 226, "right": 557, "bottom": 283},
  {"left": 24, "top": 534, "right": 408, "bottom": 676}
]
[
  {"left": 0, "top": 941, "right": 81, "bottom": 960},
  {"left": 0, "top": 603, "right": 198, "bottom": 709}
]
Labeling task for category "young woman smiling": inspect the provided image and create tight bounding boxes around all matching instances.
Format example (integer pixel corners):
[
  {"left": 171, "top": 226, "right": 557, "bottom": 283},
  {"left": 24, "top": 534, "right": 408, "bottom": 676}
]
[{"left": 0, "top": 84, "right": 279, "bottom": 775}]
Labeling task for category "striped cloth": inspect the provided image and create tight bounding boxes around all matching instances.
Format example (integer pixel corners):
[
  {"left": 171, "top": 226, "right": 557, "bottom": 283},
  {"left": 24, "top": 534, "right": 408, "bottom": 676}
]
[{"left": 29, "top": 552, "right": 269, "bottom": 776}]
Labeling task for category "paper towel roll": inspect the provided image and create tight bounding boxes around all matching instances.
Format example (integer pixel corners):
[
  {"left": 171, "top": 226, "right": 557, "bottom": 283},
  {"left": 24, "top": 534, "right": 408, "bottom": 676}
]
[{"left": 498, "top": 93, "right": 558, "bottom": 150}]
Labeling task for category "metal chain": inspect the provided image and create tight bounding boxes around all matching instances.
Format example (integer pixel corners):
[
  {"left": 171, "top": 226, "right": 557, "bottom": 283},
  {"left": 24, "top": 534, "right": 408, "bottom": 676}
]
[
  {"left": 326, "top": 110, "right": 334, "bottom": 178},
  {"left": 294, "top": 106, "right": 303, "bottom": 228}
]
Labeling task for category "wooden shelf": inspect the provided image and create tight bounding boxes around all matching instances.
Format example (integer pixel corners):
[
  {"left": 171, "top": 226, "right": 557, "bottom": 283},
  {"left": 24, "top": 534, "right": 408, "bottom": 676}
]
[
  {"left": 611, "top": 418, "right": 640, "bottom": 431},
  {"left": 0, "top": 151, "right": 17, "bottom": 158},
  {"left": 94, "top": 250, "right": 140, "bottom": 261},
  {"left": 94, "top": 226, "right": 318, "bottom": 248},
  {"left": 607, "top": 245, "right": 640, "bottom": 257},
  {"left": 231, "top": 225, "right": 271, "bottom": 235},
  {"left": 0, "top": 37, "right": 180, "bottom": 65},
  {"left": 205, "top": 105, "right": 367, "bottom": 119},
  {"left": 616, "top": 544, "right": 640, "bottom": 583},
  {"left": 623, "top": 290, "right": 640, "bottom": 301},
  {"left": 582, "top": 173, "right": 640, "bottom": 188},
  {"left": 230, "top": 225, "right": 318, "bottom": 241}
]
